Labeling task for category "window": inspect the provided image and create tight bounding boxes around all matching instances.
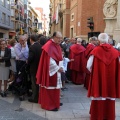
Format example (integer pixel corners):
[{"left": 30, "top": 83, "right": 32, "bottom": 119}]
[
  {"left": 2, "top": 13, "right": 6, "bottom": 24},
  {"left": 71, "top": 28, "right": 73, "bottom": 38},
  {"left": 71, "top": 13, "right": 74, "bottom": 21},
  {"left": 7, "top": 16, "right": 10, "bottom": 25},
  {"left": 1, "top": 0, "right": 5, "bottom": 6},
  {"left": 11, "top": 21, "right": 14, "bottom": 29},
  {"left": 7, "top": 0, "right": 10, "bottom": 9}
]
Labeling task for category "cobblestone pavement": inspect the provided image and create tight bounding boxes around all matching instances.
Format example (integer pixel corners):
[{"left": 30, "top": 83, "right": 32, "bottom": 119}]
[{"left": 0, "top": 83, "right": 120, "bottom": 120}]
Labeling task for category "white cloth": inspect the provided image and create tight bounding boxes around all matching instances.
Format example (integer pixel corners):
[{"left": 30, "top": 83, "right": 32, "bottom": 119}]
[
  {"left": 10, "top": 47, "right": 16, "bottom": 72},
  {"left": 63, "top": 57, "right": 70, "bottom": 71},
  {"left": 43, "top": 57, "right": 62, "bottom": 89},
  {"left": 87, "top": 55, "right": 115, "bottom": 100},
  {"left": 0, "top": 51, "right": 9, "bottom": 80},
  {"left": 86, "top": 55, "right": 94, "bottom": 72}
]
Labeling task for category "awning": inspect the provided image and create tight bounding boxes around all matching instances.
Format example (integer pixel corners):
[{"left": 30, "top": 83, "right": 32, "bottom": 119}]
[{"left": 9, "top": 32, "right": 16, "bottom": 36}]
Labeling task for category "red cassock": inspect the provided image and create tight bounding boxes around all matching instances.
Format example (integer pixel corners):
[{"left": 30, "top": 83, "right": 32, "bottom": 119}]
[
  {"left": 69, "top": 44, "right": 86, "bottom": 84},
  {"left": 84, "top": 44, "right": 95, "bottom": 89},
  {"left": 87, "top": 44, "right": 120, "bottom": 120},
  {"left": 36, "top": 40, "right": 62, "bottom": 110}
]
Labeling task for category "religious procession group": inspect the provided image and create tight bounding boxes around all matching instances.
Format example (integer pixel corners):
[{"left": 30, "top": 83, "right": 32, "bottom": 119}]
[{"left": 0, "top": 31, "right": 120, "bottom": 120}]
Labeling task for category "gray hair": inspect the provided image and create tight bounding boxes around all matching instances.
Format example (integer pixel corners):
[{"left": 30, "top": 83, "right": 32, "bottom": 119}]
[
  {"left": 77, "top": 38, "right": 82, "bottom": 43},
  {"left": 98, "top": 33, "right": 109, "bottom": 43}
]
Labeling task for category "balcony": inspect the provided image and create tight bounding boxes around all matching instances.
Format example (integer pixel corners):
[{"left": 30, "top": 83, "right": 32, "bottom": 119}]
[
  {"left": 16, "top": 28, "right": 20, "bottom": 32},
  {"left": 49, "top": 13, "right": 52, "bottom": 18},
  {"left": 15, "top": 17, "right": 19, "bottom": 21},
  {"left": 49, "top": 4, "right": 52, "bottom": 9}
]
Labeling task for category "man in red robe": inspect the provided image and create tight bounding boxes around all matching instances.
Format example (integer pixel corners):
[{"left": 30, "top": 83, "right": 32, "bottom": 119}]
[
  {"left": 84, "top": 36, "right": 98, "bottom": 90},
  {"left": 36, "top": 31, "right": 63, "bottom": 111},
  {"left": 69, "top": 38, "right": 86, "bottom": 84},
  {"left": 87, "top": 33, "right": 120, "bottom": 120}
]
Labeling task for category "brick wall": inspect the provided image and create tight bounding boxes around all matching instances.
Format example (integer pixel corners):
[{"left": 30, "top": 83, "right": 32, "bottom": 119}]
[{"left": 70, "top": 0, "right": 105, "bottom": 38}]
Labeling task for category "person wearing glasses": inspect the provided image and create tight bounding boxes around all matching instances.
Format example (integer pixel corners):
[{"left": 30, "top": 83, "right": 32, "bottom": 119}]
[
  {"left": 0, "top": 39, "right": 11, "bottom": 97},
  {"left": 36, "top": 31, "right": 63, "bottom": 111}
]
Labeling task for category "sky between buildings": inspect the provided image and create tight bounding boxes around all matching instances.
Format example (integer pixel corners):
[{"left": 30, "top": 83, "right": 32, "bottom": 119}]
[{"left": 30, "top": 0, "right": 50, "bottom": 16}]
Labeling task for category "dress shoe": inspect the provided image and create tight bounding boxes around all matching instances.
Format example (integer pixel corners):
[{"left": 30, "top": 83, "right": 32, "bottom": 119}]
[
  {"left": 60, "top": 103, "right": 63, "bottom": 106},
  {"left": 49, "top": 108, "right": 58, "bottom": 111},
  {"left": 28, "top": 98, "right": 38, "bottom": 103}
]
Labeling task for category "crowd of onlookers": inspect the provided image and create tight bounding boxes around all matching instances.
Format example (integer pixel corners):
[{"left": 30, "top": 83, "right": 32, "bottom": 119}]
[{"left": 0, "top": 33, "right": 119, "bottom": 102}]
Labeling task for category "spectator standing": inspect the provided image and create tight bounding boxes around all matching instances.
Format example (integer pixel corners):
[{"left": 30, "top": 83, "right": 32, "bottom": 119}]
[
  {"left": 27, "top": 35, "right": 42, "bottom": 103},
  {"left": 84, "top": 36, "right": 98, "bottom": 90},
  {"left": 0, "top": 40, "right": 11, "bottom": 97},
  {"left": 69, "top": 38, "right": 86, "bottom": 85},
  {"left": 87, "top": 33, "right": 120, "bottom": 120},
  {"left": 9, "top": 39, "right": 17, "bottom": 82},
  {"left": 14, "top": 35, "right": 29, "bottom": 74},
  {"left": 36, "top": 31, "right": 63, "bottom": 111},
  {"left": 14, "top": 35, "right": 29, "bottom": 100}
]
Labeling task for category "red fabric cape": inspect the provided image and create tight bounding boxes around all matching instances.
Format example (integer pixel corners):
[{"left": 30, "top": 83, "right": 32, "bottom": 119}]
[
  {"left": 85, "top": 43, "right": 95, "bottom": 59},
  {"left": 36, "top": 40, "right": 62, "bottom": 87},
  {"left": 88, "top": 44, "right": 120, "bottom": 98},
  {"left": 69, "top": 44, "right": 86, "bottom": 72}
]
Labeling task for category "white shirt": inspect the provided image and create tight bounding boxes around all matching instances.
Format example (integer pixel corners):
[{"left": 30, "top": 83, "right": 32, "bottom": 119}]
[
  {"left": 63, "top": 57, "right": 70, "bottom": 71},
  {"left": 42, "top": 57, "right": 62, "bottom": 89}
]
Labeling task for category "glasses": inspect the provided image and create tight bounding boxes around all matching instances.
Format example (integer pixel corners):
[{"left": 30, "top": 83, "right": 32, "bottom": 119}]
[
  {"left": 1, "top": 43, "right": 6, "bottom": 45},
  {"left": 55, "top": 36, "right": 62, "bottom": 39}
]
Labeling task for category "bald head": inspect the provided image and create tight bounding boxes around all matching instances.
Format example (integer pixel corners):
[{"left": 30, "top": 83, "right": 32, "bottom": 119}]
[{"left": 53, "top": 31, "right": 62, "bottom": 45}]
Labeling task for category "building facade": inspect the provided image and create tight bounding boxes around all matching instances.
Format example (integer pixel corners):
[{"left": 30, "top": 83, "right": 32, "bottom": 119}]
[
  {"left": 35, "top": 7, "right": 48, "bottom": 36},
  {"left": 0, "top": 0, "right": 11, "bottom": 38},
  {"left": 50, "top": 0, "right": 105, "bottom": 39}
]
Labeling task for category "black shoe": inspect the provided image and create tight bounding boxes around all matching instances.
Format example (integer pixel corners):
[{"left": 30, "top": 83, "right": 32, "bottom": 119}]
[
  {"left": 0, "top": 92, "right": 4, "bottom": 97},
  {"left": 49, "top": 108, "right": 58, "bottom": 111},
  {"left": 28, "top": 98, "right": 38, "bottom": 103},
  {"left": 61, "top": 87, "right": 68, "bottom": 91},
  {"left": 60, "top": 103, "right": 63, "bottom": 106},
  {"left": 0, "top": 92, "right": 7, "bottom": 97},
  {"left": 27, "top": 91, "right": 32, "bottom": 97},
  {"left": 19, "top": 96, "right": 25, "bottom": 101},
  {"left": 65, "top": 80, "right": 71, "bottom": 83},
  {"left": 4, "top": 92, "right": 7, "bottom": 97}
]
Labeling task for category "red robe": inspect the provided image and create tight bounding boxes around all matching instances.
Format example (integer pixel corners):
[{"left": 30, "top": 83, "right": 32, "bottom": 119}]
[
  {"left": 36, "top": 40, "right": 62, "bottom": 110},
  {"left": 84, "top": 44, "right": 96, "bottom": 89},
  {"left": 69, "top": 44, "right": 86, "bottom": 84},
  {"left": 87, "top": 44, "right": 120, "bottom": 120}
]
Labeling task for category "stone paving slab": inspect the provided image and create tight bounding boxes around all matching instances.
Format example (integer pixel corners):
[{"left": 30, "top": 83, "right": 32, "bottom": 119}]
[{"left": 0, "top": 83, "right": 120, "bottom": 120}]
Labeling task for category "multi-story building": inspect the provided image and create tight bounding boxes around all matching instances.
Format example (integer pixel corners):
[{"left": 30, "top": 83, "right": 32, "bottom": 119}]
[
  {"left": 35, "top": 7, "right": 49, "bottom": 36},
  {"left": 0, "top": 0, "right": 11, "bottom": 38},
  {"left": 28, "top": 5, "right": 38, "bottom": 34},
  {"left": 10, "top": 0, "right": 25, "bottom": 38},
  {"left": 50, "top": 0, "right": 105, "bottom": 39}
]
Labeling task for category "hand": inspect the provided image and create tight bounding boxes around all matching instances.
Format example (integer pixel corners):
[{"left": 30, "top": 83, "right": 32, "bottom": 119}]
[
  {"left": 70, "top": 59, "right": 74, "bottom": 61},
  {"left": 58, "top": 67, "right": 63, "bottom": 72},
  {"left": 26, "top": 60, "right": 28, "bottom": 64},
  {"left": 22, "top": 42, "right": 26, "bottom": 47},
  {"left": 0, "top": 57, "right": 2, "bottom": 59}
]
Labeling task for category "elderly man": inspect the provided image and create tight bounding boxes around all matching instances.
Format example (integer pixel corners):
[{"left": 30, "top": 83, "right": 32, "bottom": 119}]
[
  {"left": 84, "top": 36, "right": 98, "bottom": 89},
  {"left": 69, "top": 38, "right": 86, "bottom": 84},
  {"left": 36, "top": 31, "right": 63, "bottom": 111},
  {"left": 14, "top": 35, "right": 29, "bottom": 73},
  {"left": 14, "top": 35, "right": 29, "bottom": 100},
  {"left": 87, "top": 33, "right": 120, "bottom": 120}
]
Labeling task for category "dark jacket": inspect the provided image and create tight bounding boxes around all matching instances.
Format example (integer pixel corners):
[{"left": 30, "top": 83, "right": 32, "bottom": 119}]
[
  {"left": 28, "top": 42, "right": 42, "bottom": 75},
  {"left": 0, "top": 47, "right": 11, "bottom": 67}
]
